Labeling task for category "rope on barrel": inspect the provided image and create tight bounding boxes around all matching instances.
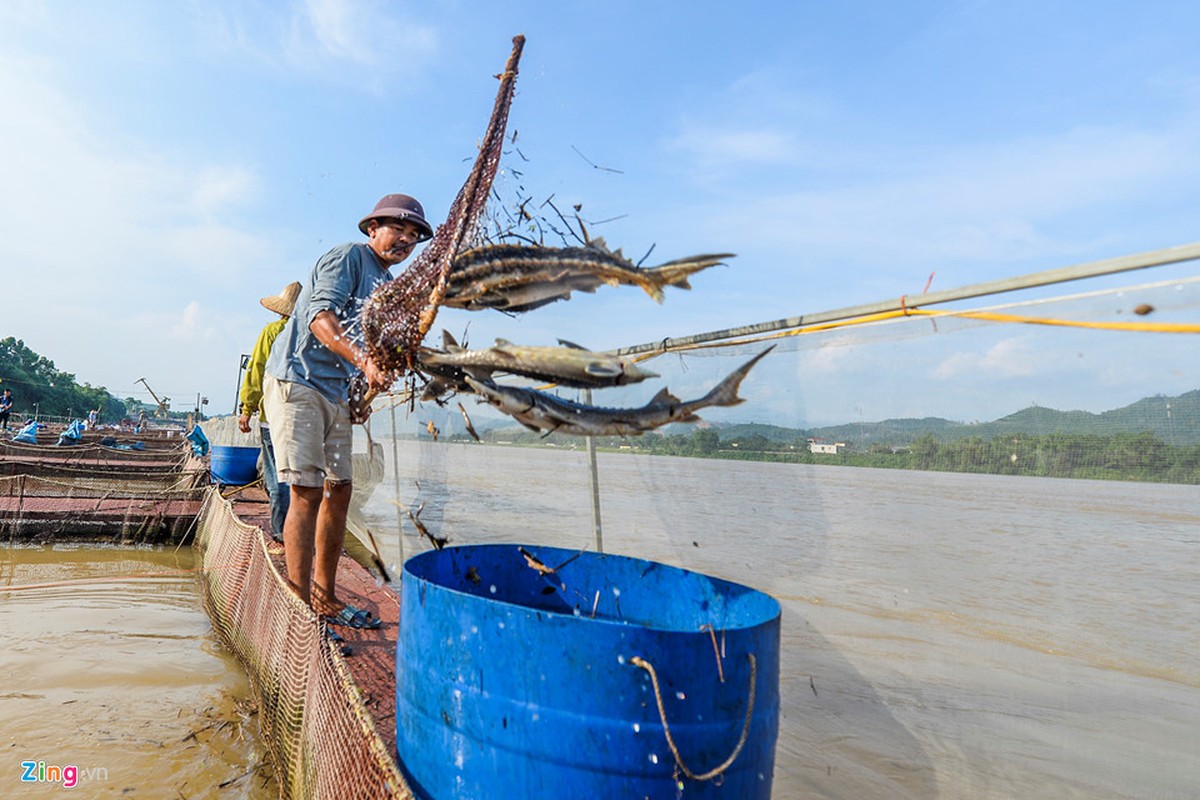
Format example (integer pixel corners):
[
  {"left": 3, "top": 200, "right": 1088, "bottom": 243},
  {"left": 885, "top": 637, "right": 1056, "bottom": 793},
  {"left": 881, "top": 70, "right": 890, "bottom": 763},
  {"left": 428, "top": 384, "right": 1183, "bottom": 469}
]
[{"left": 630, "top": 653, "right": 757, "bottom": 782}]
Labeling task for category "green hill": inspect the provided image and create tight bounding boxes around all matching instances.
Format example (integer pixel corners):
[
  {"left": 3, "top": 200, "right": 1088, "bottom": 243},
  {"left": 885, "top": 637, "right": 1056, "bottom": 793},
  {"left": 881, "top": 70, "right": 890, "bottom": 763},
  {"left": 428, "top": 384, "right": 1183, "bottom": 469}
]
[{"left": 728, "top": 390, "right": 1200, "bottom": 448}]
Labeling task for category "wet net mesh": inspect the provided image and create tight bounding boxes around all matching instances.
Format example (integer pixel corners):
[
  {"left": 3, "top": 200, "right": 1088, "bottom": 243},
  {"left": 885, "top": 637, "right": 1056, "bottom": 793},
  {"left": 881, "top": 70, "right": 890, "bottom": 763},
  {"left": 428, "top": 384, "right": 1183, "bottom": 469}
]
[
  {"left": 351, "top": 255, "right": 1200, "bottom": 800},
  {"left": 195, "top": 492, "right": 411, "bottom": 800},
  {"left": 0, "top": 431, "right": 208, "bottom": 542},
  {"left": 361, "top": 35, "right": 525, "bottom": 376}
]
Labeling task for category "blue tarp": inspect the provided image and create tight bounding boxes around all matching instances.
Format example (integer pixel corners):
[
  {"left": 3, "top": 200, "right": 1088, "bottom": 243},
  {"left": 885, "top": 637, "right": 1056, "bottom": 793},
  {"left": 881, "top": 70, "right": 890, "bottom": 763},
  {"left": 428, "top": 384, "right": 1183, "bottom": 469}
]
[
  {"left": 13, "top": 421, "right": 39, "bottom": 444},
  {"left": 186, "top": 425, "right": 210, "bottom": 457},
  {"left": 56, "top": 419, "right": 85, "bottom": 446}
]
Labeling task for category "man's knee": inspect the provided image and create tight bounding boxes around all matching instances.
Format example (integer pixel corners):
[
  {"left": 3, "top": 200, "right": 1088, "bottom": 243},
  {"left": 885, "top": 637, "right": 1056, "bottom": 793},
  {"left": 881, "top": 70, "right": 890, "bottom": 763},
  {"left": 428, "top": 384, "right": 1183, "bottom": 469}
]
[
  {"left": 323, "top": 480, "right": 353, "bottom": 507},
  {"left": 289, "top": 484, "right": 325, "bottom": 511}
]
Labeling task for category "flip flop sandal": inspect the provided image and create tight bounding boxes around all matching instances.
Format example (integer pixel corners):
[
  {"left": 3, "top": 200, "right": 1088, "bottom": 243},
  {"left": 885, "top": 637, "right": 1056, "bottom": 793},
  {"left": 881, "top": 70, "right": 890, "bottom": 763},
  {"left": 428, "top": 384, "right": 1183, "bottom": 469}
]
[
  {"left": 343, "top": 603, "right": 375, "bottom": 620},
  {"left": 326, "top": 605, "right": 381, "bottom": 630},
  {"left": 324, "top": 624, "right": 353, "bottom": 656}
]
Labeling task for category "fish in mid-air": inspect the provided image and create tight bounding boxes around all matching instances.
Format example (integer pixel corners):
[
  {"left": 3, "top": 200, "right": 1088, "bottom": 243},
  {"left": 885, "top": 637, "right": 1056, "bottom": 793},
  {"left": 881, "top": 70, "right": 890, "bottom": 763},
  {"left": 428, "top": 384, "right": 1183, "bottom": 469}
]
[
  {"left": 444, "top": 238, "right": 733, "bottom": 312},
  {"left": 418, "top": 330, "right": 657, "bottom": 390},
  {"left": 464, "top": 346, "right": 774, "bottom": 437}
]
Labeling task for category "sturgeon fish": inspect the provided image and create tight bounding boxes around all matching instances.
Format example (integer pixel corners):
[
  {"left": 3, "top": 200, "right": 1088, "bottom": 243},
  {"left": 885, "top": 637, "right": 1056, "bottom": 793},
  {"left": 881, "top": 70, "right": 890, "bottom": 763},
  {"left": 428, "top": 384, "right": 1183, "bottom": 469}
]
[
  {"left": 444, "top": 238, "right": 733, "bottom": 312},
  {"left": 463, "top": 346, "right": 774, "bottom": 436},
  {"left": 419, "top": 331, "right": 658, "bottom": 389}
]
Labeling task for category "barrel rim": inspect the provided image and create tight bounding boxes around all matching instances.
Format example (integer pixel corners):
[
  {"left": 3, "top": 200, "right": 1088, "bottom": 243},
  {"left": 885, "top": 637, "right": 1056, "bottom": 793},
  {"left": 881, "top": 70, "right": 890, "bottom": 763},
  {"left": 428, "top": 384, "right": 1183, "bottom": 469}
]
[{"left": 401, "top": 542, "right": 782, "bottom": 631}]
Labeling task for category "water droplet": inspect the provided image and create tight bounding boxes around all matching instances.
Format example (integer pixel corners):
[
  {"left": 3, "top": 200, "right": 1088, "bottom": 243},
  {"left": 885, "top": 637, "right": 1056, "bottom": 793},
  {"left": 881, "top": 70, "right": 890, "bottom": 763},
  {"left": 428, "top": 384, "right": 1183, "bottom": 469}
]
[
  {"left": 617, "top": 654, "right": 625, "bottom": 665},
  {"left": 632, "top": 722, "right": 640, "bottom": 733},
  {"left": 676, "top": 691, "right": 686, "bottom": 700},
  {"left": 489, "top": 585, "right": 497, "bottom": 594},
  {"left": 648, "top": 753, "right": 658, "bottom": 764},
  {"left": 612, "top": 587, "right": 621, "bottom": 597}
]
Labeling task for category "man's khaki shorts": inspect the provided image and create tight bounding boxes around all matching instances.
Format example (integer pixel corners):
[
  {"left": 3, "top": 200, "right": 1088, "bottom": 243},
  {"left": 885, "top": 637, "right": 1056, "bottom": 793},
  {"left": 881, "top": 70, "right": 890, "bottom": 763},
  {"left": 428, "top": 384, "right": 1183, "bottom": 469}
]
[{"left": 262, "top": 375, "right": 353, "bottom": 487}]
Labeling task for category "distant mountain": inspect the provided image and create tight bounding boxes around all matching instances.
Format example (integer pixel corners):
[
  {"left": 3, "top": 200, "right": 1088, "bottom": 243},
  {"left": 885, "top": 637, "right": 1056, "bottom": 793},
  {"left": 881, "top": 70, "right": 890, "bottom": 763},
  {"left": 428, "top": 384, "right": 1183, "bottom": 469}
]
[
  {"left": 741, "top": 389, "right": 1200, "bottom": 448},
  {"left": 959, "top": 391, "right": 1200, "bottom": 445},
  {"left": 439, "top": 389, "right": 1200, "bottom": 448},
  {"left": 708, "top": 422, "right": 804, "bottom": 443}
]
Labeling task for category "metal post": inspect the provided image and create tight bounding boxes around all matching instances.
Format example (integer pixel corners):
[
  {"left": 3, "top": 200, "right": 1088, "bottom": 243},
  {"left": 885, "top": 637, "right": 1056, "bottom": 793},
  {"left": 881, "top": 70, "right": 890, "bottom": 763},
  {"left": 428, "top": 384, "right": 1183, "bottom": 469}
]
[
  {"left": 234, "top": 354, "right": 250, "bottom": 414},
  {"left": 390, "top": 400, "right": 405, "bottom": 566},
  {"left": 583, "top": 389, "right": 604, "bottom": 553}
]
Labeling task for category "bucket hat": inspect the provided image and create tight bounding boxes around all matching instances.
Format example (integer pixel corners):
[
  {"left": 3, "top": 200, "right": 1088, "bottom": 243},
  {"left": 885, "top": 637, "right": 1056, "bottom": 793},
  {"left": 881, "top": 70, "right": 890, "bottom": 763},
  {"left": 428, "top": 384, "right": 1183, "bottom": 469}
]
[
  {"left": 260, "top": 281, "right": 302, "bottom": 317},
  {"left": 358, "top": 193, "right": 434, "bottom": 241}
]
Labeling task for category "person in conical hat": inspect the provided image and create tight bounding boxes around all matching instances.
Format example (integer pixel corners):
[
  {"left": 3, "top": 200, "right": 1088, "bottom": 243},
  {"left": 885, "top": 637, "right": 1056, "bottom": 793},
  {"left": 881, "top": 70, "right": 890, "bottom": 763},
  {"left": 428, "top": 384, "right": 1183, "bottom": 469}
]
[
  {"left": 238, "top": 280, "right": 303, "bottom": 540},
  {"left": 262, "top": 193, "right": 432, "bottom": 632}
]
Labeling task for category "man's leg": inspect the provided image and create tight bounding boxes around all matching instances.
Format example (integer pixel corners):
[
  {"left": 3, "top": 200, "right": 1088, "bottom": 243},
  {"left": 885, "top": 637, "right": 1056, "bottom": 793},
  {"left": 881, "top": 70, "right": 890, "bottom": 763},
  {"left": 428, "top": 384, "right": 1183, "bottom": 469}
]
[
  {"left": 283, "top": 484, "right": 324, "bottom": 606},
  {"left": 260, "top": 427, "right": 290, "bottom": 541},
  {"left": 311, "top": 480, "right": 353, "bottom": 615}
]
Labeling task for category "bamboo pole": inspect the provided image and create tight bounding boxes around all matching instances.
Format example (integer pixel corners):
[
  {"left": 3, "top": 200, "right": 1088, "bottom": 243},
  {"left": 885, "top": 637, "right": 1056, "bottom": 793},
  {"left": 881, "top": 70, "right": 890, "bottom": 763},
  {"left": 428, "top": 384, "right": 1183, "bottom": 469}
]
[{"left": 615, "top": 242, "right": 1200, "bottom": 356}]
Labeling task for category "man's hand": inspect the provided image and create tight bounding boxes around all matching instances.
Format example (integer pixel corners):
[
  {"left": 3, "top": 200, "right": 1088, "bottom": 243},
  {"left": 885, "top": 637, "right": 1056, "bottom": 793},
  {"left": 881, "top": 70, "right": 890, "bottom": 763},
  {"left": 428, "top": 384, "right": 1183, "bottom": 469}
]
[
  {"left": 237, "top": 413, "right": 253, "bottom": 434},
  {"left": 361, "top": 355, "right": 393, "bottom": 392}
]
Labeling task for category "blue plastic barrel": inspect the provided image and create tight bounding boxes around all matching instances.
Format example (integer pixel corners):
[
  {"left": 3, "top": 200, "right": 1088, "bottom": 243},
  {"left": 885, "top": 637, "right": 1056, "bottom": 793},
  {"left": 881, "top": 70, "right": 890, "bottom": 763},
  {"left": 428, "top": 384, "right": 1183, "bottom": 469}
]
[
  {"left": 209, "top": 445, "right": 259, "bottom": 485},
  {"left": 397, "top": 544, "right": 780, "bottom": 799}
]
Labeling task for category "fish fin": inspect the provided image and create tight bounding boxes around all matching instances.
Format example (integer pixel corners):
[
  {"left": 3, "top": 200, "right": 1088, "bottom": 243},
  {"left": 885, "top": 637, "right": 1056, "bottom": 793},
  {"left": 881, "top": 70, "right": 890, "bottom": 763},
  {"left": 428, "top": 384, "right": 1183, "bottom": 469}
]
[
  {"left": 493, "top": 338, "right": 514, "bottom": 351},
  {"left": 699, "top": 345, "right": 775, "bottom": 408},
  {"left": 655, "top": 253, "right": 736, "bottom": 267},
  {"left": 557, "top": 338, "right": 589, "bottom": 350},
  {"left": 463, "top": 366, "right": 494, "bottom": 382},
  {"left": 442, "top": 330, "right": 462, "bottom": 351},
  {"left": 650, "top": 387, "right": 682, "bottom": 405},
  {"left": 584, "top": 363, "right": 623, "bottom": 378},
  {"left": 588, "top": 237, "right": 609, "bottom": 252}
]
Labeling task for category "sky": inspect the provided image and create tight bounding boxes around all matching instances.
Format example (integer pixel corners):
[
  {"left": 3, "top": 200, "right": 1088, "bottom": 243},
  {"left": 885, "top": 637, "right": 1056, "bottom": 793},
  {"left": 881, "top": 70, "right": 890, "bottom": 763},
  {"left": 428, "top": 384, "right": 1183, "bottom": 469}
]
[{"left": 2, "top": 0, "right": 1198, "bottom": 427}]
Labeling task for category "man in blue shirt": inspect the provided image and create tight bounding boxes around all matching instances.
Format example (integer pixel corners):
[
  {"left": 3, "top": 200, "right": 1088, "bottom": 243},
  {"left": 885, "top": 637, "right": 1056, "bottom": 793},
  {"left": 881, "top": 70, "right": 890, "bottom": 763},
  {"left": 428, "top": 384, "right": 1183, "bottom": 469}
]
[
  {"left": 263, "top": 194, "right": 433, "bottom": 629},
  {"left": 0, "top": 389, "right": 12, "bottom": 430}
]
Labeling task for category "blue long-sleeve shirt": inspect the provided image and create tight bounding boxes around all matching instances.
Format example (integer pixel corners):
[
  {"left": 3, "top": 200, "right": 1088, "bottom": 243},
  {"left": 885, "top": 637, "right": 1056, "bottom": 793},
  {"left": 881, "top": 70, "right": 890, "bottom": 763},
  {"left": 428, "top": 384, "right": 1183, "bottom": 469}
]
[{"left": 265, "top": 242, "right": 392, "bottom": 403}]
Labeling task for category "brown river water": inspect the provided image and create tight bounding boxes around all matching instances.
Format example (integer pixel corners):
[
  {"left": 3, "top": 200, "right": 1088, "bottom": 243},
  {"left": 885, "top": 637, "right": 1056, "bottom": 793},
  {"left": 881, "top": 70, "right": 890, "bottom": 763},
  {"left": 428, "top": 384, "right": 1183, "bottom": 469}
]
[
  {"left": 1, "top": 438, "right": 1197, "bottom": 798},
  {"left": 0, "top": 546, "right": 275, "bottom": 798}
]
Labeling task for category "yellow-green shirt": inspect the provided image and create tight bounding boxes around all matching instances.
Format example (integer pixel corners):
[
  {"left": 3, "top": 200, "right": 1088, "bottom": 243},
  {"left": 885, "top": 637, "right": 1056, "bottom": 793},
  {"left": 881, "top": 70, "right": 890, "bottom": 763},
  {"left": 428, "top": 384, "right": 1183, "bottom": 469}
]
[{"left": 240, "top": 317, "right": 287, "bottom": 425}]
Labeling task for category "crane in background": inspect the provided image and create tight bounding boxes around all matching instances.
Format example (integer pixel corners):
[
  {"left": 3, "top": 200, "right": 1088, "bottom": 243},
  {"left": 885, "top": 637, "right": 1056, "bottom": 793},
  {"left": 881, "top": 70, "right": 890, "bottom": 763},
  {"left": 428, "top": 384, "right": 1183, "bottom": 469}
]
[{"left": 135, "top": 377, "right": 170, "bottom": 418}]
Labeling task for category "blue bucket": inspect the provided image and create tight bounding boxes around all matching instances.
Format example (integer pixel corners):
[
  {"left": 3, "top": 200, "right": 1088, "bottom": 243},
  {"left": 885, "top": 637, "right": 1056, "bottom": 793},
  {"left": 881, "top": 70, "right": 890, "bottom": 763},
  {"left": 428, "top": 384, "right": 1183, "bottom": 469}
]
[
  {"left": 209, "top": 445, "right": 259, "bottom": 485},
  {"left": 397, "top": 544, "right": 780, "bottom": 799}
]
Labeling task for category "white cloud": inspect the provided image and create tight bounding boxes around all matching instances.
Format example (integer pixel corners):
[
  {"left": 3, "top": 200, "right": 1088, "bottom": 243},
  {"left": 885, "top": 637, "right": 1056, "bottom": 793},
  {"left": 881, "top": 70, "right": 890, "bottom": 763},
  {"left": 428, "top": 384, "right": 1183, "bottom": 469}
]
[
  {"left": 170, "top": 302, "right": 217, "bottom": 341},
  {"left": 933, "top": 336, "right": 1040, "bottom": 380},
  {"left": 285, "top": 0, "right": 438, "bottom": 80},
  {"left": 668, "top": 127, "right": 800, "bottom": 168}
]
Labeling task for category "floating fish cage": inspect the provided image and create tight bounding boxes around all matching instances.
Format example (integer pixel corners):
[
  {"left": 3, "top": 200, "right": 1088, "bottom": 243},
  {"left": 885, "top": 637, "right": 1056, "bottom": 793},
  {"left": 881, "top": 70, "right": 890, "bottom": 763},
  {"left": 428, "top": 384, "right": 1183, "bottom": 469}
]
[{"left": 397, "top": 543, "right": 781, "bottom": 799}]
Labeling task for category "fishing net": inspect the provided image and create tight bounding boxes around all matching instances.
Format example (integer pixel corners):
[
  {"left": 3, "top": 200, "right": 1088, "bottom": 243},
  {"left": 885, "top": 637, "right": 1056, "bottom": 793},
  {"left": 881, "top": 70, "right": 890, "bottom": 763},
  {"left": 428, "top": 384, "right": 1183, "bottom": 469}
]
[
  {"left": 350, "top": 248, "right": 1200, "bottom": 800},
  {"left": 0, "top": 429, "right": 208, "bottom": 542},
  {"left": 195, "top": 491, "right": 410, "bottom": 800},
  {"left": 361, "top": 35, "right": 525, "bottom": 376}
]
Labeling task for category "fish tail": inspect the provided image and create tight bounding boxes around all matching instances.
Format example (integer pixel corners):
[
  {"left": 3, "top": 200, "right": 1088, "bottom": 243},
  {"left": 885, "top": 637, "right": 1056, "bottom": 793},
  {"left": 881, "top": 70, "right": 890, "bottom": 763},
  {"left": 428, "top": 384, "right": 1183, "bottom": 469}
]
[
  {"left": 699, "top": 345, "right": 775, "bottom": 408},
  {"left": 643, "top": 253, "right": 734, "bottom": 293}
]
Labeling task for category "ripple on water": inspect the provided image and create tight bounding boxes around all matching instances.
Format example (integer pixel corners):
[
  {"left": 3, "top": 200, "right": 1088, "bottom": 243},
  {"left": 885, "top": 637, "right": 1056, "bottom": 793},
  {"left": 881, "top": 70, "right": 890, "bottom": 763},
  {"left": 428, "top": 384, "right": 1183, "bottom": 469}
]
[{"left": 0, "top": 545, "right": 276, "bottom": 797}]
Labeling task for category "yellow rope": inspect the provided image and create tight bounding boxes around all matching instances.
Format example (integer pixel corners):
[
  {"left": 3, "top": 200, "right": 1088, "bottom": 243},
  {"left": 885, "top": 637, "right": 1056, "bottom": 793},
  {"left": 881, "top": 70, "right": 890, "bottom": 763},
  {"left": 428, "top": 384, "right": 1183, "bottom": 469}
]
[
  {"left": 906, "top": 307, "right": 1200, "bottom": 332},
  {"left": 630, "top": 653, "right": 756, "bottom": 782},
  {"left": 626, "top": 303, "right": 1200, "bottom": 365}
]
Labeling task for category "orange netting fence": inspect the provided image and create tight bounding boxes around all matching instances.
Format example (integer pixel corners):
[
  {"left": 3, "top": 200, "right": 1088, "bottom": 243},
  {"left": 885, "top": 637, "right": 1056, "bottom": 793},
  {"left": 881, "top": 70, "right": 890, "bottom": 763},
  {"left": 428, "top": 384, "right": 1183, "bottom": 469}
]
[{"left": 194, "top": 489, "right": 411, "bottom": 800}]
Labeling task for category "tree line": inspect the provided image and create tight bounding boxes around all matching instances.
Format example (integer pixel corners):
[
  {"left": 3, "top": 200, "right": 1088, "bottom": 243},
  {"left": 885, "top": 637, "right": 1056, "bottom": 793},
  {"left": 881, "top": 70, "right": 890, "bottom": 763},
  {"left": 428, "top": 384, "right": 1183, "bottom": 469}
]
[
  {"left": 472, "top": 425, "right": 1200, "bottom": 484},
  {"left": 0, "top": 337, "right": 131, "bottom": 423}
]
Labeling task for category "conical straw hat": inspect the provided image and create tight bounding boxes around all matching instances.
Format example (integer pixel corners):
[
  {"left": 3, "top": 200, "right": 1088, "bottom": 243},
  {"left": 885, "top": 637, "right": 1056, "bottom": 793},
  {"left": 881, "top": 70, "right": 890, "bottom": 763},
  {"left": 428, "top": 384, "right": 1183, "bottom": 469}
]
[{"left": 260, "top": 281, "right": 302, "bottom": 317}]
